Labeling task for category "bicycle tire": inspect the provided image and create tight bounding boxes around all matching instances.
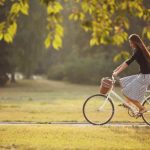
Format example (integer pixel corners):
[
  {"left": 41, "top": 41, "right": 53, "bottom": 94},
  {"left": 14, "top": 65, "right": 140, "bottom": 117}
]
[
  {"left": 83, "top": 94, "right": 114, "bottom": 125},
  {"left": 142, "top": 96, "right": 150, "bottom": 126}
]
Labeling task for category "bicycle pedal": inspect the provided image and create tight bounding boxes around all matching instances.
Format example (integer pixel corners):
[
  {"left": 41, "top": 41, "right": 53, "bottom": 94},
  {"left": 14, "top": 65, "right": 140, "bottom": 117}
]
[
  {"left": 118, "top": 103, "right": 129, "bottom": 108},
  {"left": 134, "top": 113, "right": 142, "bottom": 119},
  {"left": 118, "top": 104, "right": 124, "bottom": 107}
]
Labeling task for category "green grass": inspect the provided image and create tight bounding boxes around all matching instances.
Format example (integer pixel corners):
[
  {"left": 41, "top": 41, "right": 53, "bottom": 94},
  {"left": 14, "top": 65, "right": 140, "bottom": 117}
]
[
  {"left": 0, "top": 79, "right": 146, "bottom": 123},
  {"left": 0, "top": 79, "right": 96, "bottom": 122},
  {"left": 0, "top": 125, "right": 150, "bottom": 150},
  {"left": 0, "top": 79, "right": 150, "bottom": 150}
]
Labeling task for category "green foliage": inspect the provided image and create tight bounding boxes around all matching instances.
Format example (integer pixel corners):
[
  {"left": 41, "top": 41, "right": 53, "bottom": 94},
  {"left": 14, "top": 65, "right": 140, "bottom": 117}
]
[
  {"left": 64, "top": 57, "right": 101, "bottom": 84},
  {"left": 142, "top": 27, "right": 150, "bottom": 39},
  {"left": 142, "top": 8, "right": 150, "bottom": 39},
  {"left": 44, "top": 34, "right": 51, "bottom": 48},
  {"left": 0, "top": 0, "right": 150, "bottom": 49},
  {"left": 45, "top": 24, "right": 64, "bottom": 49},
  {"left": 47, "top": 53, "right": 116, "bottom": 84},
  {"left": 112, "top": 32, "right": 128, "bottom": 46},
  {"left": 41, "top": 0, "right": 64, "bottom": 50},
  {"left": 2, "top": 0, "right": 47, "bottom": 79},
  {"left": 47, "top": 64, "right": 65, "bottom": 80},
  {"left": 113, "top": 51, "right": 130, "bottom": 62},
  {"left": 69, "top": 0, "right": 150, "bottom": 46},
  {"left": 0, "top": 0, "right": 149, "bottom": 85},
  {"left": 0, "top": 0, "right": 29, "bottom": 43}
]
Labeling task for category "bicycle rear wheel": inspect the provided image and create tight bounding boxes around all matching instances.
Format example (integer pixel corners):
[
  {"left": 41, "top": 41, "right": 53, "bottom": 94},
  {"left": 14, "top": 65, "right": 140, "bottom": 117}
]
[
  {"left": 83, "top": 94, "right": 114, "bottom": 125},
  {"left": 142, "top": 97, "right": 150, "bottom": 126}
]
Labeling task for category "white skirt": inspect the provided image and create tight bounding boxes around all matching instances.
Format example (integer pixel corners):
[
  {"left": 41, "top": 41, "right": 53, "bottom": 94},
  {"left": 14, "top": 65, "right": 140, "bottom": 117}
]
[{"left": 119, "top": 73, "right": 150, "bottom": 102}]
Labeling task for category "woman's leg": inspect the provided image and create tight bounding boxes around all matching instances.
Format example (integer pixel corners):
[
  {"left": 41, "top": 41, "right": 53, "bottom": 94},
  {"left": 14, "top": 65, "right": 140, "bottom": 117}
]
[
  {"left": 123, "top": 95, "right": 138, "bottom": 108},
  {"left": 124, "top": 95, "right": 146, "bottom": 112},
  {"left": 119, "top": 74, "right": 148, "bottom": 113}
]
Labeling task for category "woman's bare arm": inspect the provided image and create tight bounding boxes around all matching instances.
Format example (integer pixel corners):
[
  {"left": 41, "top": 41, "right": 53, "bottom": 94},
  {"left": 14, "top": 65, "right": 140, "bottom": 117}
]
[
  {"left": 113, "top": 61, "right": 128, "bottom": 76},
  {"left": 113, "top": 64, "right": 122, "bottom": 72}
]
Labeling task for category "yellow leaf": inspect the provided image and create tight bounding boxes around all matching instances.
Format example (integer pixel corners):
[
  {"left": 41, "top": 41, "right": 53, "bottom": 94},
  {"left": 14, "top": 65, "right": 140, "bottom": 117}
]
[
  {"left": 54, "top": 2, "right": 63, "bottom": 13},
  {"left": 44, "top": 35, "right": 51, "bottom": 49},
  {"left": 52, "top": 35, "right": 62, "bottom": 50},
  {"left": 0, "top": 33, "right": 3, "bottom": 40},
  {"left": 79, "top": 13, "right": 85, "bottom": 21},
  {"left": 90, "top": 38, "right": 99, "bottom": 46},
  {"left": 0, "top": 22, "right": 5, "bottom": 31},
  {"left": 69, "top": 14, "right": 74, "bottom": 20},
  {"left": 74, "top": 14, "right": 78, "bottom": 21},
  {"left": 113, "top": 53, "right": 121, "bottom": 62},
  {"left": 147, "top": 32, "right": 150, "bottom": 39},
  {"left": 20, "top": 1, "right": 29, "bottom": 15},
  {"left": 8, "top": 22, "right": 17, "bottom": 37},
  {"left": 81, "top": 2, "right": 89, "bottom": 13},
  {"left": 47, "top": 5, "right": 53, "bottom": 14},
  {"left": 4, "top": 33, "right": 13, "bottom": 43},
  {"left": 55, "top": 25, "right": 64, "bottom": 37},
  {"left": 10, "top": 3, "right": 20, "bottom": 14}
]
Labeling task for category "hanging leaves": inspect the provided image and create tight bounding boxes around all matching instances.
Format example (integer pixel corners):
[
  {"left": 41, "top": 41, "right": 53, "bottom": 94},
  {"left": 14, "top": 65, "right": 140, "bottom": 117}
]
[
  {"left": 69, "top": 0, "right": 149, "bottom": 47},
  {"left": 113, "top": 51, "right": 130, "bottom": 62},
  {"left": 10, "top": 3, "right": 21, "bottom": 14},
  {"left": 44, "top": 34, "right": 51, "bottom": 49},
  {"left": 41, "top": 0, "right": 64, "bottom": 49},
  {"left": 0, "top": 0, "right": 29, "bottom": 43},
  {"left": 0, "top": 0, "right": 150, "bottom": 50}
]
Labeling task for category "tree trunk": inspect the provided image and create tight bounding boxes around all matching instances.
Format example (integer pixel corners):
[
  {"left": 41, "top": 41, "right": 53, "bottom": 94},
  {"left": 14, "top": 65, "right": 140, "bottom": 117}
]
[{"left": 11, "top": 72, "right": 16, "bottom": 83}]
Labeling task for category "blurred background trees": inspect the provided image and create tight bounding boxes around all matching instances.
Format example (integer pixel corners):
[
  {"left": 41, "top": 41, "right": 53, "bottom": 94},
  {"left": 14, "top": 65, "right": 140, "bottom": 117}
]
[{"left": 0, "top": 0, "right": 150, "bottom": 86}]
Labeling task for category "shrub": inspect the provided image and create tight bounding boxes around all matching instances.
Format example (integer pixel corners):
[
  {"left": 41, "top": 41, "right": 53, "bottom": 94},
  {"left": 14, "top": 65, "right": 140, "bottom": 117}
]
[{"left": 47, "top": 64, "right": 65, "bottom": 80}]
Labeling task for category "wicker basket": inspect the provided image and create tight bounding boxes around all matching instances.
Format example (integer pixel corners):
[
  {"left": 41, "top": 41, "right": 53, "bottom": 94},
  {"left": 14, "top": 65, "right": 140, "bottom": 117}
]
[{"left": 99, "top": 77, "right": 113, "bottom": 94}]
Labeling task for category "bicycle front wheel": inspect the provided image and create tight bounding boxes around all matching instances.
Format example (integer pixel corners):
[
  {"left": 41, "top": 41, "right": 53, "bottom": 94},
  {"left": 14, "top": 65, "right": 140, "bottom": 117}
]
[
  {"left": 142, "top": 96, "right": 150, "bottom": 126},
  {"left": 83, "top": 94, "right": 114, "bottom": 125}
]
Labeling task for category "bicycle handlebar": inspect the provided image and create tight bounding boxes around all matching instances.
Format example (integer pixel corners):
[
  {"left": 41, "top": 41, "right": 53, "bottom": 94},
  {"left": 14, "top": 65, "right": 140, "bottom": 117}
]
[{"left": 111, "top": 75, "right": 115, "bottom": 83}]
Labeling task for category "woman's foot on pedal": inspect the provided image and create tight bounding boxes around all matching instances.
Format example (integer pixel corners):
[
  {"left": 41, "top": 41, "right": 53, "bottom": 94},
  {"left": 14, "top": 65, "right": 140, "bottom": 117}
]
[
  {"left": 139, "top": 108, "right": 147, "bottom": 114},
  {"left": 135, "top": 109, "right": 147, "bottom": 119}
]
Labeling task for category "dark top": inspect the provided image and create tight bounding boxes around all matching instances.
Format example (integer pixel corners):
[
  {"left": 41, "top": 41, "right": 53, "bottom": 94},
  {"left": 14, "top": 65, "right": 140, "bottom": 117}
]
[{"left": 125, "top": 48, "right": 150, "bottom": 74}]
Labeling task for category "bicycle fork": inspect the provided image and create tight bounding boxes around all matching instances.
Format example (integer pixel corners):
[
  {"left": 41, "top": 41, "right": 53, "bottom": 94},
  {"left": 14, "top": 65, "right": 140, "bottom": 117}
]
[{"left": 97, "top": 93, "right": 112, "bottom": 111}]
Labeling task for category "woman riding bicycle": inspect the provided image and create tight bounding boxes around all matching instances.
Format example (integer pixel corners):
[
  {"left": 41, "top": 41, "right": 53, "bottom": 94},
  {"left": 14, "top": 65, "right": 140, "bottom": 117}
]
[{"left": 112, "top": 34, "right": 150, "bottom": 114}]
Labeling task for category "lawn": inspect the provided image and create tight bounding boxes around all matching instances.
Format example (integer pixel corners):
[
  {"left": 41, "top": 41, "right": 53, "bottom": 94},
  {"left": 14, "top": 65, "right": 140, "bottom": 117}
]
[
  {"left": 0, "top": 79, "right": 150, "bottom": 150},
  {"left": 0, "top": 125, "right": 150, "bottom": 150},
  {"left": 0, "top": 79, "right": 146, "bottom": 123}
]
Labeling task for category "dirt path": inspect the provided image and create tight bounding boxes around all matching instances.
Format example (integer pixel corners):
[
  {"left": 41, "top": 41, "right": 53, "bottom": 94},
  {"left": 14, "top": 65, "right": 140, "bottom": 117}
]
[{"left": 0, "top": 122, "right": 149, "bottom": 127}]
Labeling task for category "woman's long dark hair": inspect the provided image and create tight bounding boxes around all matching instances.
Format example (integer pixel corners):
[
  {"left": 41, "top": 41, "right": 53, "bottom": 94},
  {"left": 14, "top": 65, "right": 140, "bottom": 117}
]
[{"left": 129, "top": 34, "right": 150, "bottom": 62}]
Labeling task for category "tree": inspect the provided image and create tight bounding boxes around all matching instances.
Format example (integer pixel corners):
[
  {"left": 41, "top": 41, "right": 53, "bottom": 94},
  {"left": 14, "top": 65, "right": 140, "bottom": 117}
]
[
  {"left": 0, "top": 0, "right": 47, "bottom": 83},
  {"left": 0, "top": 0, "right": 150, "bottom": 85},
  {"left": 0, "top": 41, "right": 10, "bottom": 86},
  {"left": 69, "top": 0, "right": 150, "bottom": 46},
  {"left": 0, "top": 0, "right": 64, "bottom": 49},
  {"left": 0, "top": 0, "right": 150, "bottom": 49},
  {"left": 0, "top": 1, "right": 12, "bottom": 85},
  {"left": 12, "top": 0, "right": 46, "bottom": 79}
]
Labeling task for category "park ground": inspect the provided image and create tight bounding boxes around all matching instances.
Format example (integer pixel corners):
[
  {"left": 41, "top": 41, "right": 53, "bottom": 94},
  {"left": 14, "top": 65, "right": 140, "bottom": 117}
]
[{"left": 0, "top": 79, "right": 150, "bottom": 150}]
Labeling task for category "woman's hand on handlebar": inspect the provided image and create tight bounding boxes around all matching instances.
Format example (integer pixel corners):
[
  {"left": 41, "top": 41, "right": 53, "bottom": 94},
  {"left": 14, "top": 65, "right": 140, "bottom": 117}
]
[{"left": 112, "top": 71, "right": 118, "bottom": 77}]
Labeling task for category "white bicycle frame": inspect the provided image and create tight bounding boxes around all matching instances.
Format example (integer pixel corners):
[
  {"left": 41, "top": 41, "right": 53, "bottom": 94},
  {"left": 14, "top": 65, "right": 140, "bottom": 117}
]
[{"left": 101, "top": 76, "right": 150, "bottom": 114}]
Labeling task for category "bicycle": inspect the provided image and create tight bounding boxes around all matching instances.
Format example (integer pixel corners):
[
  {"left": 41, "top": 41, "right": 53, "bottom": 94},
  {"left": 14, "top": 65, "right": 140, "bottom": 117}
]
[{"left": 82, "top": 76, "right": 150, "bottom": 126}]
